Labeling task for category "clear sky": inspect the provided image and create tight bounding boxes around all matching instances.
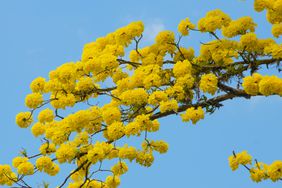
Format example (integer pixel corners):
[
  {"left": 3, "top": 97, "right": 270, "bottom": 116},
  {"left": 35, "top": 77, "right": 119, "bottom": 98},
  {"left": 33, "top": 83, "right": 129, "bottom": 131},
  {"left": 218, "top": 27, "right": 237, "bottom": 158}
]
[{"left": 0, "top": 0, "right": 281, "bottom": 187}]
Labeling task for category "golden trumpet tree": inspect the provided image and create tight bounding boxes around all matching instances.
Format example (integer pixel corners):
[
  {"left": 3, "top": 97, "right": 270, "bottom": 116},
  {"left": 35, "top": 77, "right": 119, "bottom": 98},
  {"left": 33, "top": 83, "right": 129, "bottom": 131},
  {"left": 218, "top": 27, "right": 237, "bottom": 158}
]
[{"left": 1, "top": 0, "right": 282, "bottom": 187}]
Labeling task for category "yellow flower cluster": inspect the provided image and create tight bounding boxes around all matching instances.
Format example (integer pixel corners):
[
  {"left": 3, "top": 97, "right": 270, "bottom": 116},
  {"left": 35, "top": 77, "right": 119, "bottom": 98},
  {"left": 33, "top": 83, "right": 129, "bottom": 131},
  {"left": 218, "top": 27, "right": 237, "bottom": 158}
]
[
  {"left": 0, "top": 164, "right": 16, "bottom": 186},
  {"left": 242, "top": 73, "right": 282, "bottom": 96},
  {"left": 66, "top": 109, "right": 97, "bottom": 132},
  {"left": 73, "top": 132, "right": 89, "bottom": 146},
  {"left": 173, "top": 47, "right": 194, "bottom": 62},
  {"left": 150, "top": 140, "right": 169, "bottom": 154},
  {"left": 136, "top": 151, "right": 154, "bottom": 167},
  {"left": 222, "top": 16, "right": 257, "bottom": 38},
  {"left": 198, "top": 9, "right": 231, "bottom": 32},
  {"left": 135, "top": 114, "right": 160, "bottom": 132},
  {"left": 272, "top": 23, "right": 282, "bottom": 38},
  {"left": 111, "top": 161, "right": 128, "bottom": 175},
  {"left": 268, "top": 161, "right": 282, "bottom": 182},
  {"left": 118, "top": 145, "right": 137, "bottom": 161},
  {"left": 50, "top": 93, "right": 76, "bottom": 109},
  {"left": 75, "top": 77, "right": 96, "bottom": 94},
  {"left": 155, "top": 31, "right": 175, "bottom": 45},
  {"left": 39, "top": 143, "right": 56, "bottom": 155},
  {"left": 155, "top": 31, "right": 176, "bottom": 54},
  {"left": 68, "top": 180, "right": 104, "bottom": 188},
  {"left": 105, "top": 176, "right": 121, "bottom": 188},
  {"left": 159, "top": 99, "right": 178, "bottom": 113},
  {"left": 199, "top": 73, "right": 218, "bottom": 95},
  {"left": 31, "top": 122, "right": 45, "bottom": 137},
  {"left": 30, "top": 77, "right": 46, "bottom": 93},
  {"left": 124, "top": 121, "right": 142, "bottom": 137},
  {"left": 38, "top": 108, "right": 54, "bottom": 123},
  {"left": 10, "top": 12, "right": 282, "bottom": 187},
  {"left": 87, "top": 142, "right": 114, "bottom": 164},
  {"left": 119, "top": 88, "right": 148, "bottom": 106},
  {"left": 106, "top": 122, "right": 125, "bottom": 141},
  {"left": 36, "top": 156, "right": 60, "bottom": 176},
  {"left": 173, "top": 60, "right": 192, "bottom": 78},
  {"left": 177, "top": 18, "right": 195, "bottom": 36},
  {"left": 239, "top": 32, "right": 260, "bottom": 51},
  {"left": 25, "top": 93, "right": 44, "bottom": 109},
  {"left": 250, "top": 162, "right": 268, "bottom": 182},
  {"left": 16, "top": 161, "right": 34, "bottom": 175},
  {"left": 181, "top": 107, "right": 204, "bottom": 124},
  {"left": 230, "top": 151, "right": 282, "bottom": 183},
  {"left": 254, "top": 0, "right": 282, "bottom": 37},
  {"left": 15, "top": 111, "right": 33, "bottom": 128},
  {"left": 165, "top": 85, "right": 186, "bottom": 101},
  {"left": 199, "top": 39, "right": 238, "bottom": 65},
  {"left": 148, "top": 91, "right": 168, "bottom": 105},
  {"left": 264, "top": 43, "right": 282, "bottom": 59},
  {"left": 228, "top": 151, "right": 252, "bottom": 171},
  {"left": 102, "top": 106, "right": 121, "bottom": 125},
  {"left": 56, "top": 143, "right": 77, "bottom": 163}
]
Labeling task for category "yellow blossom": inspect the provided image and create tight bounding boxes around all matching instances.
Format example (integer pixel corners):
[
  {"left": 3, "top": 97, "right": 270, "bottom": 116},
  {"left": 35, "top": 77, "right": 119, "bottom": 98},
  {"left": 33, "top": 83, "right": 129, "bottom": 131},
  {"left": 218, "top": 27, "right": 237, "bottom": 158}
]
[
  {"left": 38, "top": 108, "right": 54, "bottom": 123},
  {"left": 181, "top": 107, "right": 204, "bottom": 124},
  {"left": 272, "top": 23, "right": 282, "bottom": 38},
  {"left": 31, "top": 122, "right": 45, "bottom": 137},
  {"left": 17, "top": 162, "right": 34, "bottom": 175},
  {"left": 111, "top": 161, "right": 128, "bottom": 175},
  {"left": 25, "top": 93, "right": 44, "bottom": 109},
  {"left": 30, "top": 77, "right": 46, "bottom": 93},
  {"left": 15, "top": 112, "right": 33, "bottom": 128},
  {"left": 228, "top": 151, "right": 252, "bottom": 171},
  {"left": 178, "top": 18, "right": 195, "bottom": 36},
  {"left": 199, "top": 73, "right": 218, "bottom": 95}
]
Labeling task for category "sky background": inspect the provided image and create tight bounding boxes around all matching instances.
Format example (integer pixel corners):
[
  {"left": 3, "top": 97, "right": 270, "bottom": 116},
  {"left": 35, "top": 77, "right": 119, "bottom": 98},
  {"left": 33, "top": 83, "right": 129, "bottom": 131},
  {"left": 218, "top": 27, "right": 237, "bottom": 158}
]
[{"left": 0, "top": 0, "right": 281, "bottom": 187}]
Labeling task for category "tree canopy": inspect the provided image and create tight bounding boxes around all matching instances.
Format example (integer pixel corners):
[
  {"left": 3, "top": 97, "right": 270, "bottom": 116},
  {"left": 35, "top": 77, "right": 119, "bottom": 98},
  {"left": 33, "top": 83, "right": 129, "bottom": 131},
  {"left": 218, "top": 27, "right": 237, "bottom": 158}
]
[{"left": 1, "top": 0, "right": 282, "bottom": 187}]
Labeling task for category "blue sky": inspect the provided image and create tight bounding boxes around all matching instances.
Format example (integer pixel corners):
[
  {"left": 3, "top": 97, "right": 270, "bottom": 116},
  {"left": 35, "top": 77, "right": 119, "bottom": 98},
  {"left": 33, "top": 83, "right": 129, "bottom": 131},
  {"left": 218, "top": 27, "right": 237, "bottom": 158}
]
[{"left": 0, "top": 0, "right": 281, "bottom": 187}]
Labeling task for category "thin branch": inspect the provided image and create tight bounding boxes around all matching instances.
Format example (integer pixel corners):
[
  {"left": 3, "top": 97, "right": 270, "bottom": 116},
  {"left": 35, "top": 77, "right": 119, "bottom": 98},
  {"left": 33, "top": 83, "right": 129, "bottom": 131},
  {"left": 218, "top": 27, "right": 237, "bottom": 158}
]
[{"left": 58, "top": 160, "right": 89, "bottom": 188}]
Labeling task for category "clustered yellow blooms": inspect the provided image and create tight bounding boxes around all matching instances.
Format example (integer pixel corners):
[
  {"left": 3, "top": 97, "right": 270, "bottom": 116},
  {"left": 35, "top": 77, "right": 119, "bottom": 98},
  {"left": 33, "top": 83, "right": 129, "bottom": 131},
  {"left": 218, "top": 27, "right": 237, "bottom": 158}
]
[
  {"left": 239, "top": 32, "right": 260, "bottom": 51},
  {"left": 7, "top": 2, "right": 282, "bottom": 187},
  {"left": 30, "top": 77, "right": 46, "bottom": 93},
  {"left": 177, "top": 18, "right": 195, "bottom": 36},
  {"left": 15, "top": 111, "right": 33, "bottom": 128},
  {"left": 181, "top": 107, "right": 205, "bottom": 124},
  {"left": 56, "top": 143, "right": 77, "bottom": 163},
  {"left": 39, "top": 142, "right": 56, "bottom": 155},
  {"left": 105, "top": 176, "right": 121, "bottom": 188},
  {"left": 111, "top": 161, "right": 128, "bottom": 175},
  {"left": 148, "top": 91, "right": 168, "bottom": 105},
  {"left": 36, "top": 156, "right": 59, "bottom": 176},
  {"left": 243, "top": 73, "right": 282, "bottom": 96},
  {"left": 106, "top": 122, "right": 125, "bottom": 141},
  {"left": 228, "top": 151, "right": 252, "bottom": 171},
  {"left": 0, "top": 165, "right": 16, "bottom": 186},
  {"left": 173, "top": 60, "right": 192, "bottom": 78},
  {"left": 250, "top": 162, "right": 268, "bottom": 182},
  {"left": 199, "top": 73, "right": 218, "bottom": 95},
  {"left": 254, "top": 0, "right": 282, "bottom": 38},
  {"left": 38, "top": 108, "right": 54, "bottom": 123},
  {"left": 25, "top": 93, "right": 44, "bottom": 109},
  {"left": 159, "top": 99, "right": 178, "bottom": 113},
  {"left": 229, "top": 151, "right": 282, "bottom": 183},
  {"left": 173, "top": 47, "right": 195, "bottom": 62},
  {"left": 222, "top": 16, "right": 257, "bottom": 38},
  {"left": 272, "top": 23, "right": 282, "bottom": 38},
  {"left": 198, "top": 9, "right": 231, "bottom": 32},
  {"left": 198, "top": 39, "right": 239, "bottom": 65},
  {"left": 142, "top": 140, "right": 169, "bottom": 154},
  {"left": 119, "top": 88, "right": 148, "bottom": 105},
  {"left": 31, "top": 122, "right": 45, "bottom": 137},
  {"left": 12, "top": 157, "right": 34, "bottom": 175}
]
